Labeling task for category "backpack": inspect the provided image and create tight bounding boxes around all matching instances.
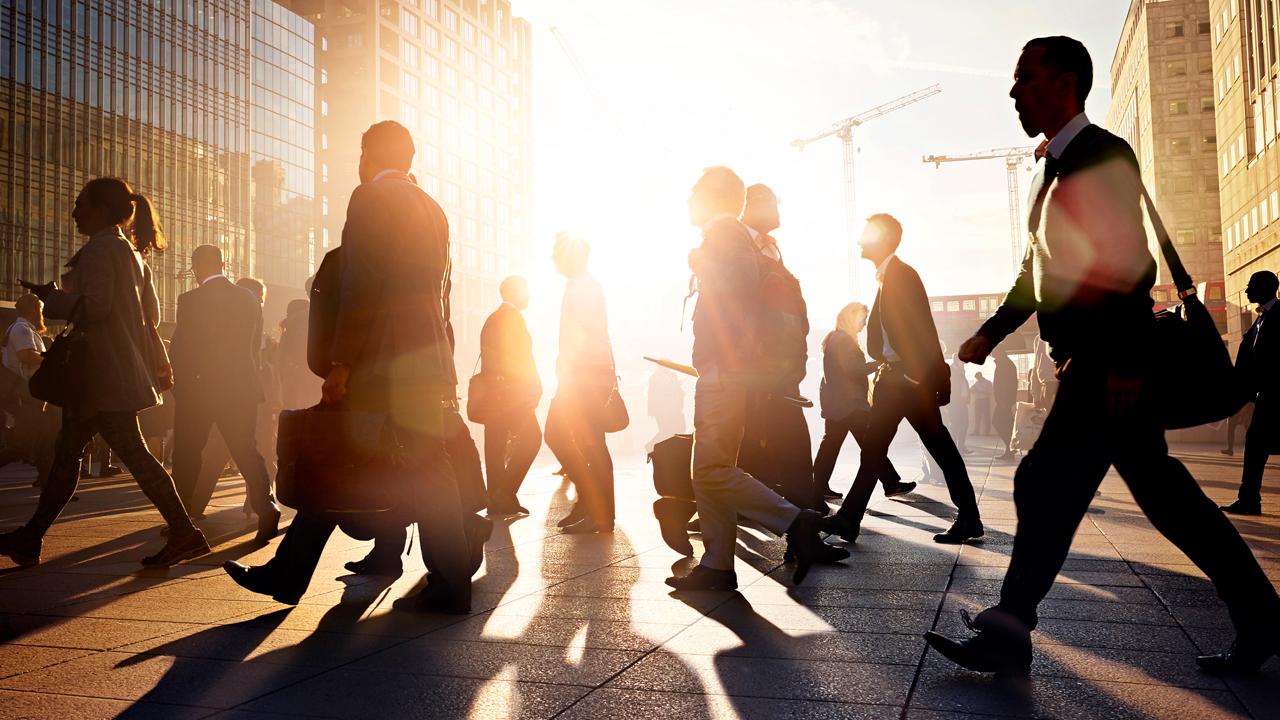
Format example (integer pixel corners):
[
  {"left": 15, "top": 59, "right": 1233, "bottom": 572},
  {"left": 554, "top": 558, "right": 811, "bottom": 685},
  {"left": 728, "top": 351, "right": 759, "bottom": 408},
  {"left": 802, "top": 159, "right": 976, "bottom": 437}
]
[{"left": 752, "top": 252, "right": 809, "bottom": 389}]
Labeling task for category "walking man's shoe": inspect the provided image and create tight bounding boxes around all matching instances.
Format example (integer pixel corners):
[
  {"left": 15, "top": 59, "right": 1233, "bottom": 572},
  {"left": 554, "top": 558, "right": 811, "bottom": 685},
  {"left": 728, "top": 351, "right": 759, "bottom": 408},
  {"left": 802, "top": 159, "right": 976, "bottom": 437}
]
[
  {"left": 0, "top": 529, "right": 41, "bottom": 568},
  {"left": 665, "top": 565, "right": 738, "bottom": 591},
  {"left": 1196, "top": 636, "right": 1280, "bottom": 675},
  {"left": 819, "top": 513, "right": 860, "bottom": 544},
  {"left": 787, "top": 509, "right": 849, "bottom": 585},
  {"left": 1219, "top": 499, "right": 1262, "bottom": 516},
  {"left": 343, "top": 553, "right": 403, "bottom": 577},
  {"left": 254, "top": 503, "right": 283, "bottom": 545},
  {"left": 141, "top": 528, "right": 211, "bottom": 567},
  {"left": 934, "top": 516, "right": 984, "bottom": 544},
  {"left": 224, "top": 560, "right": 303, "bottom": 605},
  {"left": 924, "top": 609, "right": 1032, "bottom": 675},
  {"left": 883, "top": 480, "right": 917, "bottom": 498}
]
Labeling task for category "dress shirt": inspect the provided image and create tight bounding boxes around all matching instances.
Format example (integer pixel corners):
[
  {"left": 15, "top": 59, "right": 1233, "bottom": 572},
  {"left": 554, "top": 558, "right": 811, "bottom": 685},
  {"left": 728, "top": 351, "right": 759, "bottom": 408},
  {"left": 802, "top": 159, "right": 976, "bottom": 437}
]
[
  {"left": 1044, "top": 112, "right": 1090, "bottom": 160},
  {"left": 745, "top": 226, "right": 782, "bottom": 261},
  {"left": 199, "top": 273, "right": 227, "bottom": 286},
  {"left": 875, "top": 254, "right": 901, "bottom": 362}
]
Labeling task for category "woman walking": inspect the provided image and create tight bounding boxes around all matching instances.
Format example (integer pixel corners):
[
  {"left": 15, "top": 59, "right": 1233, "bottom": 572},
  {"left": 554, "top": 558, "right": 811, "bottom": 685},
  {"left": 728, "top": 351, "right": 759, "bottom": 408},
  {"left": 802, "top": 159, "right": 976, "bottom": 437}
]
[{"left": 0, "top": 177, "right": 209, "bottom": 568}]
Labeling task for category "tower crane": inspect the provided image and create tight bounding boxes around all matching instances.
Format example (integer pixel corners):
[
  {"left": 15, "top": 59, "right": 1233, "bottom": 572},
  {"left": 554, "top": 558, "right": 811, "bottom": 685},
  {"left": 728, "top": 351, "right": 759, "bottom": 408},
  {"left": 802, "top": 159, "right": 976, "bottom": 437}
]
[
  {"left": 922, "top": 146, "right": 1037, "bottom": 273},
  {"left": 792, "top": 84, "right": 942, "bottom": 297}
]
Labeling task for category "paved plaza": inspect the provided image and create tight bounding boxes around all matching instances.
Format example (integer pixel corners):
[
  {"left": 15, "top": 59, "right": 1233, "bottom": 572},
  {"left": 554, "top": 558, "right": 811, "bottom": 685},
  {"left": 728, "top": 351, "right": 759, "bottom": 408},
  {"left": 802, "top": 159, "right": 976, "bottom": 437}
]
[{"left": 0, "top": 438, "right": 1276, "bottom": 719}]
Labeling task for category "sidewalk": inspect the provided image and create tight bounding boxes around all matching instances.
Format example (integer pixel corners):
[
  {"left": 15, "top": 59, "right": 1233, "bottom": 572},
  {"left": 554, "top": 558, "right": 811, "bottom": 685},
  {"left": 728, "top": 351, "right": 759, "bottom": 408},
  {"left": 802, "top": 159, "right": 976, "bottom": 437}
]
[{"left": 0, "top": 439, "right": 1276, "bottom": 719}]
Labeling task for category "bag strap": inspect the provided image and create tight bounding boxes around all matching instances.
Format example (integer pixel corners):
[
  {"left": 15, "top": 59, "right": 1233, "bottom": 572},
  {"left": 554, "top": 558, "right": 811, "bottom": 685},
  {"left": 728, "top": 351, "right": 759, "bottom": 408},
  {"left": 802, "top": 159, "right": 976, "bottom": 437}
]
[{"left": 1138, "top": 184, "right": 1196, "bottom": 299}]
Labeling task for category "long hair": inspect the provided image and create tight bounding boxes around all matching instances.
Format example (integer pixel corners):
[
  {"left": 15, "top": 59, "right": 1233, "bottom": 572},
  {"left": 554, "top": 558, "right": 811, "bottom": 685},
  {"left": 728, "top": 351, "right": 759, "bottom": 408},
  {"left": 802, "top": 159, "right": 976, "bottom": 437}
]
[
  {"left": 824, "top": 302, "right": 869, "bottom": 352},
  {"left": 79, "top": 177, "right": 167, "bottom": 255}
]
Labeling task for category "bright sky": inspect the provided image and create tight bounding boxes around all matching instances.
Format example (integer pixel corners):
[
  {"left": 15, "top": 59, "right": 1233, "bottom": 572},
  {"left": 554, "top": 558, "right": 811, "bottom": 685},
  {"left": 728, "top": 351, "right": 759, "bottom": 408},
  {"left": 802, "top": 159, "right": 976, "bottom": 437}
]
[{"left": 509, "top": 0, "right": 1130, "bottom": 372}]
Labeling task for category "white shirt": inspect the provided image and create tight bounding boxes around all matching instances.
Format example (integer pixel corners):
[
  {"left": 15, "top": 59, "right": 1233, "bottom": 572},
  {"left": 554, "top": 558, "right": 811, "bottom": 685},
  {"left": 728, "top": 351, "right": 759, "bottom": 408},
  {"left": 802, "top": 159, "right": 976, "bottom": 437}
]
[
  {"left": 369, "top": 168, "right": 402, "bottom": 184},
  {"left": 1044, "top": 112, "right": 1091, "bottom": 160},
  {"left": 745, "top": 226, "right": 782, "bottom": 261},
  {"left": 199, "top": 273, "right": 226, "bottom": 286},
  {"left": 1252, "top": 298, "right": 1277, "bottom": 346},
  {"left": 874, "top": 254, "right": 901, "bottom": 361},
  {"left": 3, "top": 317, "right": 46, "bottom": 379}
]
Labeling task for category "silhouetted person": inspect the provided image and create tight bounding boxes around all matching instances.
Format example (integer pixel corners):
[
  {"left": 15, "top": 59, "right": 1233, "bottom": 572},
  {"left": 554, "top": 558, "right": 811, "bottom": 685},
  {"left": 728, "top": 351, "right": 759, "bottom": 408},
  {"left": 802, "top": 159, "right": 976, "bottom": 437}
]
[
  {"left": 1221, "top": 402, "right": 1253, "bottom": 456},
  {"left": 666, "top": 166, "right": 846, "bottom": 592},
  {"left": 278, "top": 298, "right": 320, "bottom": 409},
  {"left": 0, "top": 177, "right": 208, "bottom": 568},
  {"left": 1221, "top": 270, "right": 1280, "bottom": 516},
  {"left": 168, "top": 246, "right": 281, "bottom": 544},
  {"left": 735, "top": 183, "right": 826, "bottom": 511},
  {"left": 0, "top": 294, "right": 53, "bottom": 486},
  {"left": 646, "top": 367, "right": 686, "bottom": 452},
  {"left": 480, "top": 275, "right": 542, "bottom": 516},
  {"left": 927, "top": 36, "right": 1280, "bottom": 676},
  {"left": 992, "top": 350, "right": 1018, "bottom": 458},
  {"left": 813, "top": 302, "right": 912, "bottom": 500},
  {"left": 947, "top": 357, "right": 971, "bottom": 453},
  {"left": 545, "top": 233, "right": 616, "bottom": 534},
  {"left": 969, "top": 372, "right": 993, "bottom": 435},
  {"left": 223, "top": 121, "right": 474, "bottom": 613},
  {"left": 821, "top": 214, "right": 982, "bottom": 546}
]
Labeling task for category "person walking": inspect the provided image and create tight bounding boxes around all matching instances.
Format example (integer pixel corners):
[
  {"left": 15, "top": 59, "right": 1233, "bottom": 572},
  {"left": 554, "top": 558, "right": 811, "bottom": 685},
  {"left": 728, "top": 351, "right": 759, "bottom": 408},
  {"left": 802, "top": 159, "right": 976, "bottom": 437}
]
[
  {"left": 223, "top": 121, "right": 474, "bottom": 613},
  {"left": 1221, "top": 270, "right": 1280, "bottom": 516},
  {"left": 812, "top": 302, "right": 914, "bottom": 500},
  {"left": 665, "top": 166, "right": 846, "bottom": 592},
  {"left": 947, "top": 357, "right": 971, "bottom": 453},
  {"left": 479, "top": 275, "right": 543, "bottom": 516},
  {"left": 278, "top": 298, "right": 320, "bottom": 410},
  {"left": 969, "top": 372, "right": 993, "bottom": 436},
  {"left": 168, "top": 245, "right": 281, "bottom": 544},
  {"left": 0, "top": 294, "right": 54, "bottom": 487},
  {"left": 0, "top": 177, "right": 209, "bottom": 568},
  {"left": 821, "top": 214, "right": 982, "bottom": 546},
  {"left": 545, "top": 233, "right": 617, "bottom": 534},
  {"left": 992, "top": 349, "right": 1018, "bottom": 459},
  {"left": 927, "top": 36, "right": 1280, "bottom": 675}
]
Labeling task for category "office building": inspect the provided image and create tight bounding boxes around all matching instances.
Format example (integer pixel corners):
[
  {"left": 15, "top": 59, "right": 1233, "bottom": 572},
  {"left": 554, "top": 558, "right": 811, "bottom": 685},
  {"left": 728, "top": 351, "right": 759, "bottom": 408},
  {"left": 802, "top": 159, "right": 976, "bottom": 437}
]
[
  {"left": 1210, "top": 0, "right": 1280, "bottom": 338},
  {"left": 1107, "top": 0, "right": 1224, "bottom": 307},
  {"left": 283, "top": 0, "right": 533, "bottom": 358}
]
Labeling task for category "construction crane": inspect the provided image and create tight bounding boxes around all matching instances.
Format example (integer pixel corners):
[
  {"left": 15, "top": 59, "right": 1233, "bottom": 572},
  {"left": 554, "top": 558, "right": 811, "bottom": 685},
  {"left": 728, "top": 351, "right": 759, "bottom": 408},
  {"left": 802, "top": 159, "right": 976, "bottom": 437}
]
[
  {"left": 922, "top": 146, "right": 1037, "bottom": 272},
  {"left": 792, "top": 84, "right": 942, "bottom": 297},
  {"left": 549, "top": 26, "right": 604, "bottom": 111}
]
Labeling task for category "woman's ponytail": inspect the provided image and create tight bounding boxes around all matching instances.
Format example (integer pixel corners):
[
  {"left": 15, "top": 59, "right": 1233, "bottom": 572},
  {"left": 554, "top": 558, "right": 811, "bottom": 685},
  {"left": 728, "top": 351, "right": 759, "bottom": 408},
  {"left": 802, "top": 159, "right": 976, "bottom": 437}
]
[{"left": 129, "top": 192, "right": 166, "bottom": 255}]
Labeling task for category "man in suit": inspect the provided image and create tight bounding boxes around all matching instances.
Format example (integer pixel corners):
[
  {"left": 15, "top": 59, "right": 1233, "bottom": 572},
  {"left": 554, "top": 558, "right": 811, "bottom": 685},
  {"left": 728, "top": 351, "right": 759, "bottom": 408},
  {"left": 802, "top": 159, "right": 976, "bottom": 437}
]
[
  {"left": 992, "top": 349, "right": 1018, "bottom": 459},
  {"left": 480, "top": 275, "right": 542, "bottom": 516},
  {"left": 926, "top": 36, "right": 1279, "bottom": 675},
  {"left": 169, "top": 245, "right": 281, "bottom": 544},
  {"left": 223, "top": 121, "right": 475, "bottom": 614},
  {"left": 665, "top": 166, "right": 847, "bottom": 592},
  {"left": 1222, "top": 270, "right": 1280, "bottom": 516},
  {"left": 820, "top": 214, "right": 981, "bottom": 546}
]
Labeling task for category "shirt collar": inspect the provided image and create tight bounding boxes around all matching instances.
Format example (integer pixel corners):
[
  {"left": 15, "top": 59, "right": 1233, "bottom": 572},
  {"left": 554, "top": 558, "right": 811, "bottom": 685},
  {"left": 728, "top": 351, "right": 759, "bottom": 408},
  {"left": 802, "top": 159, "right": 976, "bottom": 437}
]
[
  {"left": 369, "top": 168, "right": 407, "bottom": 184},
  {"left": 200, "top": 273, "right": 227, "bottom": 285},
  {"left": 1044, "top": 112, "right": 1091, "bottom": 160},
  {"left": 875, "top": 253, "right": 897, "bottom": 282},
  {"left": 1260, "top": 298, "right": 1277, "bottom": 314},
  {"left": 90, "top": 225, "right": 130, "bottom": 244}
]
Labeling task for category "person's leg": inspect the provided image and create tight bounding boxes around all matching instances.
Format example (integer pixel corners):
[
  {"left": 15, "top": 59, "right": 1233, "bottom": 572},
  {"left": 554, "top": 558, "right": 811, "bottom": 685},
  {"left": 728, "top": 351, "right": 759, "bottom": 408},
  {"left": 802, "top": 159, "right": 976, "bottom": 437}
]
[
  {"left": 19, "top": 413, "right": 97, "bottom": 538},
  {"left": 1236, "top": 402, "right": 1271, "bottom": 506},
  {"left": 170, "top": 395, "right": 216, "bottom": 516},
  {"left": 482, "top": 416, "right": 511, "bottom": 505},
  {"left": 445, "top": 409, "right": 488, "bottom": 516},
  {"left": 406, "top": 435, "right": 472, "bottom": 607},
  {"left": 770, "top": 397, "right": 819, "bottom": 509},
  {"left": 812, "top": 417, "right": 849, "bottom": 491},
  {"left": 545, "top": 393, "right": 590, "bottom": 519},
  {"left": 214, "top": 401, "right": 276, "bottom": 515},
  {"left": 833, "top": 378, "right": 907, "bottom": 529},
  {"left": 504, "top": 409, "right": 542, "bottom": 500},
  {"left": 97, "top": 412, "right": 199, "bottom": 535},
  {"left": 905, "top": 394, "right": 979, "bottom": 522},
  {"left": 260, "top": 510, "right": 338, "bottom": 596}
]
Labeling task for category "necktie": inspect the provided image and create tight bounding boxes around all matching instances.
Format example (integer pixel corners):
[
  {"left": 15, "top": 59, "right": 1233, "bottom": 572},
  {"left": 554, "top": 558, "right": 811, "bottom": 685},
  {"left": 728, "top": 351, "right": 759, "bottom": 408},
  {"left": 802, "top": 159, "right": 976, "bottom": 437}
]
[{"left": 1026, "top": 154, "right": 1060, "bottom": 236}]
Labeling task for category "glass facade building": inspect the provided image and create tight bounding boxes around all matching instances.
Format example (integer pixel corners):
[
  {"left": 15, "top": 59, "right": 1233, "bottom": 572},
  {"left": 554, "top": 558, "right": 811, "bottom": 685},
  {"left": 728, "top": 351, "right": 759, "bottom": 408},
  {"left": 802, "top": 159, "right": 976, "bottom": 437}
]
[
  {"left": 0, "top": 0, "right": 253, "bottom": 322},
  {"left": 251, "top": 0, "right": 316, "bottom": 322}
]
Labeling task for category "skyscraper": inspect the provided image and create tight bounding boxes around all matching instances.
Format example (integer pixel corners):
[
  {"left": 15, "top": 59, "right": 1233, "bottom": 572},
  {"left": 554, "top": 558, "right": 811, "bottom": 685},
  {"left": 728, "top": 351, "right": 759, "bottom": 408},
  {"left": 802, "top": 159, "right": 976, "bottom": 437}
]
[
  {"left": 282, "top": 0, "right": 532, "bottom": 360},
  {"left": 1210, "top": 0, "right": 1280, "bottom": 338},
  {"left": 1107, "top": 0, "right": 1223, "bottom": 301}
]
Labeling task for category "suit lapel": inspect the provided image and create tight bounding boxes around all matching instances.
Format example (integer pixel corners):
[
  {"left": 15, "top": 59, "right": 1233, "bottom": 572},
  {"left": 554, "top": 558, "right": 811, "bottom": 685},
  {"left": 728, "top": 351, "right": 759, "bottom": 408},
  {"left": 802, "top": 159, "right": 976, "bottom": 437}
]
[{"left": 868, "top": 286, "right": 885, "bottom": 362}]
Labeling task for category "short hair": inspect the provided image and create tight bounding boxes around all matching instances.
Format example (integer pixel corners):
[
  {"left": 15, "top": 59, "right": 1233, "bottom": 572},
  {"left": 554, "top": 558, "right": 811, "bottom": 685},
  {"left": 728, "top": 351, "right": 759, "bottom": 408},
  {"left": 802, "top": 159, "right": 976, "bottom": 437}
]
[
  {"left": 191, "top": 244, "right": 223, "bottom": 267},
  {"left": 499, "top": 275, "right": 528, "bottom": 301},
  {"left": 15, "top": 293, "right": 41, "bottom": 317},
  {"left": 1249, "top": 270, "right": 1279, "bottom": 295},
  {"left": 1024, "top": 36, "right": 1093, "bottom": 108},
  {"left": 694, "top": 166, "right": 746, "bottom": 217},
  {"left": 865, "top": 213, "right": 903, "bottom": 250},
  {"left": 553, "top": 231, "right": 590, "bottom": 265},
  {"left": 746, "top": 183, "right": 777, "bottom": 204},
  {"left": 236, "top": 277, "right": 266, "bottom": 302},
  {"left": 361, "top": 120, "right": 415, "bottom": 171}
]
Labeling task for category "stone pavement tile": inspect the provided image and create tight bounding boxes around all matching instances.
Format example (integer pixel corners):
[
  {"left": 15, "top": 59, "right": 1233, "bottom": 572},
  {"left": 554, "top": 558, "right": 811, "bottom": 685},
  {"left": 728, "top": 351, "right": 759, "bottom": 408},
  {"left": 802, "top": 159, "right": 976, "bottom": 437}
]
[
  {"left": 1, "top": 614, "right": 201, "bottom": 650},
  {"left": 243, "top": 667, "right": 590, "bottom": 719},
  {"left": 1166, "top": 605, "right": 1233, "bottom": 629},
  {"left": 1223, "top": 669, "right": 1280, "bottom": 720},
  {"left": 764, "top": 570, "right": 951, "bottom": 592},
  {"left": 606, "top": 651, "right": 914, "bottom": 706},
  {"left": 708, "top": 601, "right": 938, "bottom": 635},
  {"left": 235, "top": 602, "right": 468, "bottom": 638},
  {"left": 0, "top": 688, "right": 211, "bottom": 720},
  {"left": 0, "top": 650, "right": 323, "bottom": 709},
  {"left": 432, "top": 614, "right": 685, "bottom": 651},
  {"left": 0, "top": 644, "right": 93, "bottom": 680},
  {"left": 50, "top": 561, "right": 225, "bottom": 580},
  {"left": 738, "top": 586, "right": 943, "bottom": 610},
  {"left": 491, "top": 595, "right": 717, "bottom": 625},
  {"left": 910, "top": 665, "right": 1250, "bottom": 719},
  {"left": 350, "top": 637, "right": 642, "bottom": 686},
  {"left": 931, "top": 610, "right": 1198, "bottom": 654},
  {"left": 942, "top": 594, "right": 1176, "bottom": 626},
  {"left": 904, "top": 711, "right": 1022, "bottom": 720},
  {"left": 952, "top": 566, "right": 1144, "bottom": 587},
  {"left": 557, "top": 687, "right": 896, "bottom": 720},
  {"left": 1142, "top": 574, "right": 1218, "bottom": 592},
  {"left": 44, "top": 593, "right": 271, "bottom": 625},
  {"left": 115, "top": 622, "right": 405, "bottom": 668},
  {"left": 946, "top": 581, "right": 1158, "bottom": 604},
  {"left": 1029, "top": 644, "right": 1227, "bottom": 690},
  {"left": 1130, "top": 562, "right": 1210, "bottom": 578},
  {"left": 0, "top": 569, "right": 179, "bottom": 598},
  {"left": 0, "top": 588, "right": 85, "bottom": 613},
  {"left": 662, "top": 621, "right": 921, "bottom": 665}
]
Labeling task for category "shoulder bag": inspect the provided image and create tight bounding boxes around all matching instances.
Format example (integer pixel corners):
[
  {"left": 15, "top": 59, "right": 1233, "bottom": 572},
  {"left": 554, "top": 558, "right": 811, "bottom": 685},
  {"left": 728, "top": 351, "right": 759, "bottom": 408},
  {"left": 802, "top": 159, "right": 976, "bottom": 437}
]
[
  {"left": 599, "top": 347, "right": 629, "bottom": 433},
  {"left": 29, "top": 308, "right": 88, "bottom": 409}
]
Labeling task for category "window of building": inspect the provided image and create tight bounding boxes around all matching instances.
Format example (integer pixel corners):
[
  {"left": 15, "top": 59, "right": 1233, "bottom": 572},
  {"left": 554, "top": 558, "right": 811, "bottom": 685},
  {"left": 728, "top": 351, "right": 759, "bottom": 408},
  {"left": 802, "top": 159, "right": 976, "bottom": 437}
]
[
  {"left": 1165, "top": 21, "right": 1184, "bottom": 38},
  {"left": 1171, "top": 175, "right": 1194, "bottom": 193},
  {"left": 1272, "top": 190, "right": 1279, "bottom": 219},
  {"left": 400, "top": 8, "right": 418, "bottom": 36},
  {"left": 1199, "top": 56, "right": 1214, "bottom": 74},
  {"left": 946, "top": 301, "right": 960, "bottom": 312},
  {"left": 962, "top": 299, "right": 976, "bottom": 311},
  {"left": 1202, "top": 96, "right": 1215, "bottom": 112},
  {"left": 444, "top": 7, "right": 458, "bottom": 31},
  {"left": 1169, "top": 99, "right": 1189, "bottom": 115},
  {"left": 1174, "top": 229, "right": 1195, "bottom": 246},
  {"left": 1167, "top": 60, "right": 1186, "bottom": 77},
  {"left": 463, "top": 22, "right": 475, "bottom": 44},
  {"left": 1199, "top": 20, "right": 1211, "bottom": 34},
  {"left": 402, "top": 39, "right": 419, "bottom": 67},
  {"left": 1203, "top": 133, "right": 1216, "bottom": 147},
  {"left": 1262, "top": 199, "right": 1270, "bottom": 227},
  {"left": 347, "top": 32, "right": 364, "bottom": 48},
  {"left": 1170, "top": 137, "right": 1190, "bottom": 154}
]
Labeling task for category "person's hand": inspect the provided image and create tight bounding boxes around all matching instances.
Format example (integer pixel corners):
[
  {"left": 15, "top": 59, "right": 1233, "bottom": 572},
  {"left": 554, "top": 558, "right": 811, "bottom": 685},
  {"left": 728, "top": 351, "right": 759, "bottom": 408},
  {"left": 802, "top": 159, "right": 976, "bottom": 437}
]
[
  {"left": 1105, "top": 375, "right": 1141, "bottom": 419},
  {"left": 155, "top": 363, "right": 175, "bottom": 393},
  {"left": 323, "top": 364, "right": 350, "bottom": 404},
  {"left": 19, "top": 279, "right": 55, "bottom": 301},
  {"left": 935, "top": 386, "right": 951, "bottom": 407},
  {"left": 958, "top": 335, "right": 992, "bottom": 364}
]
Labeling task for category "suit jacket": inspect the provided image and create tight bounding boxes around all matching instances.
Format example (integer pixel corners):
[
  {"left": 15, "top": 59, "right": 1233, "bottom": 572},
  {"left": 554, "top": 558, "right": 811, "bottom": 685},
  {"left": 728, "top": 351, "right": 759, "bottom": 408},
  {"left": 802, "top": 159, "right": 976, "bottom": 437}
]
[
  {"left": 44, "top": 226, "right": 163, "bottom": 415},
  {"left": 868, "top": 256, "right": 949, "bottom": 397},
  {"left": 1236, "top": 304, "right": 1279, "bottom": 403},
  {"left": 689, "top": 215, "right": 760, "bottom": 375},
  {"left": 978, "top": 124, "right": 1155, "bottom": 375},
  {"left": 330, "top": 171, "right": 455, "bottom": 414},
  {"left": 170, "top": 276, "right": 265, "bottom": 406},
  {"left": 480, "top": 302, "right": 542, "bottom": 406},
  {"left": 819, "top": 330, "right": 873, "bottom": 420}
]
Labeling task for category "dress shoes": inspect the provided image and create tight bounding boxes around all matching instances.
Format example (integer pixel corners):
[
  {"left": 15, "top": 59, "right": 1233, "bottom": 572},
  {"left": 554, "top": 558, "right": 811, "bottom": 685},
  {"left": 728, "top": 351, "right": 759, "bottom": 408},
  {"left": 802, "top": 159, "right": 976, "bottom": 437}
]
[
  {"left": 924, "top": 609, "right": 1032, "bottom": 675},
  {"left": 883, "top": 480, "right": 917, "bottom": 498},
  {"left": 786, "top": 509, "right": 848, "bottom": 585},
  {"left": 466, "top": 515, "right": 494, "bottom": 574},
  {"left": 821, "top": 485, "right": 843, "bottom": 499},
  {"left": 392, "top": 582, "right": 471, "bottom": 615},
  {"left": 818, "top": 513, "right": 859, "bottom": 544},
  {"left": 934, "top": 517, "right": 984, "bottom": 544},
  {"left": 141, "top": 528, "right": 211, "bottom": 567},
  {"left": 487, "top": 500, "right": 529, "bottom": 517},
  {"left": 686, "top": 518, "right": 702, "bottom": 532},
  {"left": 1220, "top": 499, "right": 1262, "bottom": 516},
  {"left": 343, "top": 552, "right": 403, "bottom": 577},
  {"left": 223, "top": 561, "right": 303, "bottom": 605},
  {"left": 654, "top": 498, "right": 697, "bottom": 557},
  {"left": 561, "top": 517, "right": 613, "bottom": 534},
  {"left": 555, "top": 504, "right": 587, "bottom": 528},
  {"left": 665, "top": 565, "right": 738, "bottom": 591},
  {"left": 1196, "top": 637, "right": 1280, "bottom": 674},
  {"left": 0, "top": 529, "right": 41, "bottom": 568},
  {"left": 254, "top": 503, "right": 282, "bottom": 545}
]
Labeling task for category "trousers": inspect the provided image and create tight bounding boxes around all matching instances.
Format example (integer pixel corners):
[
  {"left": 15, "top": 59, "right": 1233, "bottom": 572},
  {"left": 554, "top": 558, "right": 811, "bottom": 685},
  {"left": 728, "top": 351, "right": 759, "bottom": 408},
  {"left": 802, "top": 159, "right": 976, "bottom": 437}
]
[
  {"left": 172, "top": 393, "right": 275, "bottom": 518},
  {"left": 483, "top": 407, "right": 542, "bottom": 508},
  {"left": 544, "top": 384, "right": 614, "bottom": 524},
  {"left": 738, "top": 390, "right": 822, "bottom": 510},
  {"left": 1238, "top": 398, "right": 1275, "bottom": 504},
  {"left": 812, "top": 409, "right": 903, "bottom": 493}
]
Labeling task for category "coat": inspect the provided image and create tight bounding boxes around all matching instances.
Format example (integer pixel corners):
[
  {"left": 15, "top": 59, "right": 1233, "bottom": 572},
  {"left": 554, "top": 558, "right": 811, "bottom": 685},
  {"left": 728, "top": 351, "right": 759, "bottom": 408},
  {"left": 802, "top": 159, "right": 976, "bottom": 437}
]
[
  {"left": 169, "top": 276, "right": 265, "bottom": 407},
  {"left": 868, "top": 255, "right": 949, "bottom": 398},
  {"left": 43, "top": 226, "right": 164, "bottom": 416},
  {"left": 819, "top": 330, "right": 874, "bottom": 420}
]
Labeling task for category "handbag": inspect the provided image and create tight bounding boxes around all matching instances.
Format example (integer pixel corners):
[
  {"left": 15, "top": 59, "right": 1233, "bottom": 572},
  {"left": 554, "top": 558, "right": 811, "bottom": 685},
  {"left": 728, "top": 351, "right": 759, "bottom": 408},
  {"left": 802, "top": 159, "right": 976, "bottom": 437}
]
[
  {"left": 600, "top": 379, "right": 630, "bottom": 433},
  {"left": 1141, "top": 186, "right": 1244, "bottom": 429},
  {"left": 465, "top": 356, "right": 500, "bottom": 425},
  {"left": 29, "top": 321, "right": 88, "bottom": 409}
]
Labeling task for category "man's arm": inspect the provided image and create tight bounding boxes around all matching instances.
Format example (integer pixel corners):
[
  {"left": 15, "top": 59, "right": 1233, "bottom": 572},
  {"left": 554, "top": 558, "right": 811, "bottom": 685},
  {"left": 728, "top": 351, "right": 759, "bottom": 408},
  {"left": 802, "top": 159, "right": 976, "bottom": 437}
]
[{"left": 329, "top": 185, "right": 382, "bottom": 368}]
